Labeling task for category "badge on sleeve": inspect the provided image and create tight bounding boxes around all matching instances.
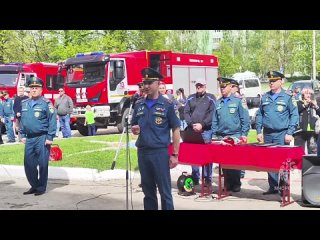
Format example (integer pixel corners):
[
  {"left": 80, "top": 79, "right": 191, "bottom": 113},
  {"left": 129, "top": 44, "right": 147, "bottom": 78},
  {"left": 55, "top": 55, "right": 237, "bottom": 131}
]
[
  {"left": 292, "top": 98, "right": 297, "bottom": 107},
  {"left": 49, "top": 106, "right": 55, "bottom": 113},
  {"left": 34, "top": 112, "right": 40, "bottom": 118}
]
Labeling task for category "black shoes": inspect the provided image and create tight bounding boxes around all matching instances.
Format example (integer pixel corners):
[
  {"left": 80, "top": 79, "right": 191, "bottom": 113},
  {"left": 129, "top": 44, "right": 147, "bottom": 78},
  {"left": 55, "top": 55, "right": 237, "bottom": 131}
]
[
  {"left": 232, "top": 185, "right": 241, "bottom": 192},
  {"left": 193, "top": 179, "right": 200, "bottom": 186},
  {"left": 34, "top": 191, "right": 45, "bottom": 196},
  {"left": 23, "top": 188, "right": 45, "bottom": 195},
  {"left": 204, "top": 179, "right": 212, "bottom": 186},
  {"left": 262, "top": 189, "right": 279, "bottom": 195},
  {"left": 23, "top": 188, "right": 37, "bottom": 195}
]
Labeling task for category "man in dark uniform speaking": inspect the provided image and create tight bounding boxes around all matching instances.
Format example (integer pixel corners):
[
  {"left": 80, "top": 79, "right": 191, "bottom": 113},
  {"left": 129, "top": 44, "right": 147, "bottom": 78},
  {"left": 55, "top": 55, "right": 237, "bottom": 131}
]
[
  {"left": 131, "top": 68, "right": 181, "bottom": 210},
  {"left": 20, "top": 77, "right": 57, "bottom": 196}
]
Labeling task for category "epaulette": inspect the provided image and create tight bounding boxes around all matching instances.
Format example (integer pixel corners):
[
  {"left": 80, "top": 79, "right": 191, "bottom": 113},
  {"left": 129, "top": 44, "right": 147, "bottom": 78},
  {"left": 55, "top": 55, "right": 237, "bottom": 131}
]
[
  {"left": 135, "top": 97, "right": 145, "bottom": 105},
  {"left": 21, "top": 98, "right": 29, "bottom": 103}
]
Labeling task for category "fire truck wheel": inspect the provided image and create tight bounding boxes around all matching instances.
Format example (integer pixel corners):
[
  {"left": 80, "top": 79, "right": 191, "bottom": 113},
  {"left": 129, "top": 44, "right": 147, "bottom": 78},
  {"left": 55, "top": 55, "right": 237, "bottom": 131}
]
[{"left": 77, "top": 123, "right": 89, "bottom": 136}]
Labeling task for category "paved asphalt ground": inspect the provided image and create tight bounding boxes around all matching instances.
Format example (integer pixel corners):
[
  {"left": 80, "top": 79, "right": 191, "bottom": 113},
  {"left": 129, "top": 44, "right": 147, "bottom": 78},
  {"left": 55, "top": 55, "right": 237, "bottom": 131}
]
[
  {"left": 0, "top": 165, "right": 318, "bottom": 210},
  {"left": 1, "top": 128, "right": 319, "bottom": 210}
]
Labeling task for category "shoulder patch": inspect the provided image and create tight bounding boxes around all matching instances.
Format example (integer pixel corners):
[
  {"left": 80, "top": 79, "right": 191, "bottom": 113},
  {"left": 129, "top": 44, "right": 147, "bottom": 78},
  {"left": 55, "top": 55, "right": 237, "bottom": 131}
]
[
  {"left": 164, "top": 97, "right": 173, "bottom": 104},
  {"left": 285, "top": 90, "right": 293, "bottom": 96},
  {"left": 135, "top": 98, "right": 144, "bottom": 105}
]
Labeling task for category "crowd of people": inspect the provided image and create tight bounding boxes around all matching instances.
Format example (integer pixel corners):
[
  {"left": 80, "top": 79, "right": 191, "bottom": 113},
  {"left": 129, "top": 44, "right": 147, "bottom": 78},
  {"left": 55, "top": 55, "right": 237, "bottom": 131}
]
[
  {"left": 131, "top": 68, "right": 317, "bottom": 210},
  {"left": 0, "top": 86, "right": 79, "bottom": 143},
  {"left": 1, "top": 68, "right": 318, "bottom": 210}
]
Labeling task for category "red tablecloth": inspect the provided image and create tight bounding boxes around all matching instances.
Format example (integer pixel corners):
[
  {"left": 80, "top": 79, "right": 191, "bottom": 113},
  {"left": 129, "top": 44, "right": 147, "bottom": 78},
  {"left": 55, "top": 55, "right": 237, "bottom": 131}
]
[{"left": 169, "top": 143, "right": 304, "bottom": 171}]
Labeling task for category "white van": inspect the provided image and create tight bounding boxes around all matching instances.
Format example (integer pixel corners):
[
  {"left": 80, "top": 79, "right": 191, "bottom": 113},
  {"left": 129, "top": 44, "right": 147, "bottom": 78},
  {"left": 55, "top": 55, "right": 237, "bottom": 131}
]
[
  {"left": 232, "top": 71, "right": 262, "bottom": 98},
  {"left": 232, "top": 71, "right": 262, "bottom": 128}
]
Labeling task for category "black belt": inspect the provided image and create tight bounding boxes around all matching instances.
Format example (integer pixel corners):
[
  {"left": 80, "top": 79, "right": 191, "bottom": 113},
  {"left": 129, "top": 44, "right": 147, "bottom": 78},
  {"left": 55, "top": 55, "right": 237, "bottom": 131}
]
[{"left": 26, "top": 132, "right": 47, "bottom": 138}]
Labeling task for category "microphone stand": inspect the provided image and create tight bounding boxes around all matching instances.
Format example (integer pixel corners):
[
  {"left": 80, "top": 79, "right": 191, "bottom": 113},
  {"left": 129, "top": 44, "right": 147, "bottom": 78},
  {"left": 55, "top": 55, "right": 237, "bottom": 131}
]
[{"left": 110, "top": 97, "right": 135, "bottom": 210}]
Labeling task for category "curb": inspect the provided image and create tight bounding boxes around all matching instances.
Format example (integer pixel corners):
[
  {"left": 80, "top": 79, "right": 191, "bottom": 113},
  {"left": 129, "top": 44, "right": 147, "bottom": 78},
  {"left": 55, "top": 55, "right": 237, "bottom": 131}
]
[
  {"left": 0, "top": 165, "right": 130, "bottom": 181},
  {"left": 0, "top": 164, "right": 192, "bottom": 182}
]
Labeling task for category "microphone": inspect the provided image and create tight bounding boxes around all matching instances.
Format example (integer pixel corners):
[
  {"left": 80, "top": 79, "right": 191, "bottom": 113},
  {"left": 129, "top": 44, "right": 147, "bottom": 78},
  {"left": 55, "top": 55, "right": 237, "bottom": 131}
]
[{"left": 130, "top": 91, "right": 141, "bottom": 106}]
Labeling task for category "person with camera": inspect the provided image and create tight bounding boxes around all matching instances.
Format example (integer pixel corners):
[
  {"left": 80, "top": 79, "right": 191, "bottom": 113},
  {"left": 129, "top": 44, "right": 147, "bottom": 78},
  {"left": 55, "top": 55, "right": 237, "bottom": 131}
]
[{"left": 294, "top": 88, "right": 320, "bottom": 154}]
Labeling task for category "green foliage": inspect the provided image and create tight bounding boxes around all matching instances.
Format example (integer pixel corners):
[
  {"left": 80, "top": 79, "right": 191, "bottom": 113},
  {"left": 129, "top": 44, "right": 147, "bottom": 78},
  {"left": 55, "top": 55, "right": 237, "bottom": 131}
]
[
  {"left": 0, "top": 30, "right": 170, "bottom": 63},
  {"left": 213, "top": 41, "right": 239, "bottom": 76},
  {"left": 1, "top": 30, "right": 320, "bottom": 79},
  {"left": 165, "top": 30, "right": 199, "bottom": 53}
]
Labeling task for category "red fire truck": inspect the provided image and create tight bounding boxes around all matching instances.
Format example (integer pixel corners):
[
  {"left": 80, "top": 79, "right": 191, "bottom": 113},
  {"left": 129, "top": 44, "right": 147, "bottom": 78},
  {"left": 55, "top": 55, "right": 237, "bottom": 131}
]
[
  {"left": 0, "top": 62, "right": 65, "bottom": 100},
  {"left": 0, "top": 62, "right": 67, "bottom": 134},
  {"left": 61, "top": 50, "right": 219, "bottom": 136}
]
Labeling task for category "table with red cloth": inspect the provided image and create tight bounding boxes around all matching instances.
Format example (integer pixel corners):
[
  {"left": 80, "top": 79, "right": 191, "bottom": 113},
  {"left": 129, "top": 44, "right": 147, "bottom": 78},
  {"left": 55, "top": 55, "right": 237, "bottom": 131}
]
[{"left": 169, "top": 143, "right": 305, "bottom": 206}]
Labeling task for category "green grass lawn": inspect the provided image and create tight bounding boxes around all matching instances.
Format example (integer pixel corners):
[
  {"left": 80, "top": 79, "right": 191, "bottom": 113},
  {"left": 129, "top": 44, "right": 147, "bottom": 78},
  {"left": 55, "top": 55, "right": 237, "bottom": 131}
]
[
  {"left": 0, "top": 134, "right": 138, "bottom": 172},
  {"left": 0, "top": 130, "right": 259, "bottom": 171}
]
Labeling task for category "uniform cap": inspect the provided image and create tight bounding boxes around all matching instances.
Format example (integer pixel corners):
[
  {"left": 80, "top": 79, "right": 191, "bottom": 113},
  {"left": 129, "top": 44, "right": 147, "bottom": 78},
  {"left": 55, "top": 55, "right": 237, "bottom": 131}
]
[
  {"left": 230, "top": 79, "right": 240, "bottom": 87},
  {"left": 195, "top": 78, "right": 206, "bottom": 85},
  {"left": 28, "top": 77, "right": 44, "bottom": 87},
  {"left": 266, "top": 71, "right": 285, "bottom": 81},
  {"left": 217, "top": 77, "right": 233, "bottom": 87},
  {"left": 141, "top": 68, "right": 163, "bottom": 83}
]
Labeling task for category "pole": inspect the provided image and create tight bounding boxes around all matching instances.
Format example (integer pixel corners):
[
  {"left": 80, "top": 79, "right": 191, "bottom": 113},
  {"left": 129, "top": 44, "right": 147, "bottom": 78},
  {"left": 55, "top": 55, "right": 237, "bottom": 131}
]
[
  {"left": 313, "top": 30, "right": 317, "bottom": 79},
  {"left": 110, "top": 102, "right": 134, "bottom": 210},
  {"left": 125, "top": 115, "right": 129, "bottom": 210}
]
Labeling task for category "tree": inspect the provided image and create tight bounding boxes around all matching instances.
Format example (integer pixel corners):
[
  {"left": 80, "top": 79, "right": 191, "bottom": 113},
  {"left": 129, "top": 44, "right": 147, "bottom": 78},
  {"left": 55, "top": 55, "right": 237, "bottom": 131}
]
[{"left": 165, "top": 30, "right": 199, "bottom": 53}]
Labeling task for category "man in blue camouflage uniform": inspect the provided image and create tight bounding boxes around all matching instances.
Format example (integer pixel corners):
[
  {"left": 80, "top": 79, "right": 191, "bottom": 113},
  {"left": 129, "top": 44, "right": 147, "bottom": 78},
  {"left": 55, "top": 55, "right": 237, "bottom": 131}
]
[
  {"left": 256, "top": 71, "right": 298, "bottom": 195},
  {"left": 211, "top": 77, "right": 250, "bottom": 192},
  {"left": 1, "top": 91, "right": 15, "bottom": 143},
  {"left": 20, "top": 77, "right": 57, "bottom": 196},
  {"left": 0, "top": 91, "right": 4, "bottom": 144},
  {"left": 131, "top": 68, "right": 181, "bottom": 210}
]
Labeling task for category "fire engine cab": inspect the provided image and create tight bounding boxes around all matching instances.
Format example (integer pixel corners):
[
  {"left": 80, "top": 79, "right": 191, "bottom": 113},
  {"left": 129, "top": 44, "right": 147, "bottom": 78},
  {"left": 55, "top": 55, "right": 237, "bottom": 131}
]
[
  {"left": 61, "top": 50, "right": 219, "bottom": 136},
  {"left": 0, "top": 62, "right": 65, "bottom": 100}
]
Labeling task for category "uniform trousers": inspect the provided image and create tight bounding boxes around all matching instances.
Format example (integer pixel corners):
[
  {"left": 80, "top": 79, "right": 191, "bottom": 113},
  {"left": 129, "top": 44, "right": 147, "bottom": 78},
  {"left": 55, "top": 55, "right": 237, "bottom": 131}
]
[
  {"left": 263, "top": 128, "right": 287, "bottom": 191},
  {"left": 138, "top": 148, "right": 173, "bottom": 210},
  {"left": 24, "top": 134, "right": 50, "bottom": 193}
]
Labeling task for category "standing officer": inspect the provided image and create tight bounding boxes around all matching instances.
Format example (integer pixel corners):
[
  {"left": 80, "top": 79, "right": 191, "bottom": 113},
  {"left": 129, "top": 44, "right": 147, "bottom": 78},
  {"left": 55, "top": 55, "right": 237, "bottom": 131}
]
[
  {"left": 13, "top": 87, "right": 29, "bottom": 142},
  {"left": 1, "top": 91, "right": 15, "bottom": 143},
  {"left": 255, "top": 71, "right": 298, "bottom": 195},
  {"left": 20, "top": 77, "right": 57, "bottom": 196},
  {"left": 131, "top": 68, "right": 181, "bottom": 210},
  {"left": 0, "top": 91, "right": 4, "bottom": 144},
  {"left": 211, "top": 77, "right": 250, "bottom": 192}
]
